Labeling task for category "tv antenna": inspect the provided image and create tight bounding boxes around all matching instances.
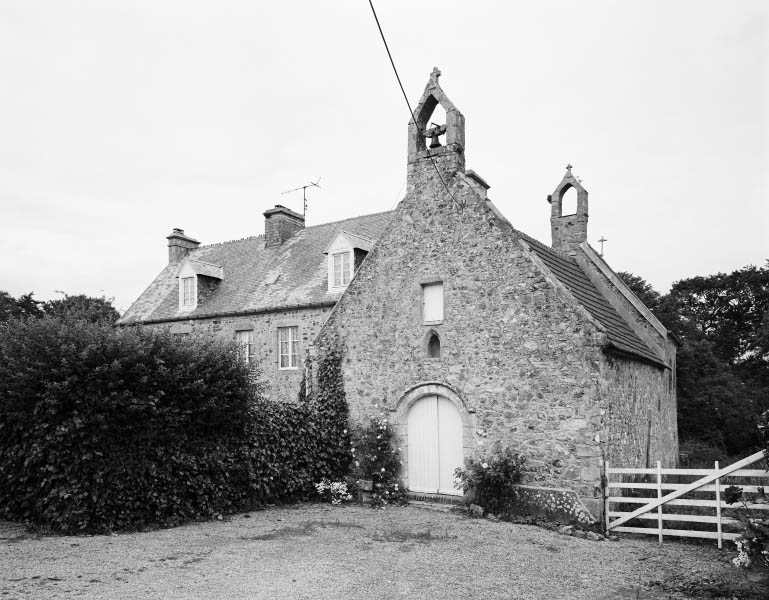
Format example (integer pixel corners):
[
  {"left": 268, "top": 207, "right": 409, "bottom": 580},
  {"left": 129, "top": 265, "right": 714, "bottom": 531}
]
[{"left": 282, "top": 177, "right": 322, "bottom": 219}]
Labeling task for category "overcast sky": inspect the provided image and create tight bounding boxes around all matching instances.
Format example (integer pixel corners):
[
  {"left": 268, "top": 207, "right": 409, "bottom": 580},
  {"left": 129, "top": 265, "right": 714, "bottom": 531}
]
[{"left": 1, "top": 1, "right": 767, "bottom": 313}]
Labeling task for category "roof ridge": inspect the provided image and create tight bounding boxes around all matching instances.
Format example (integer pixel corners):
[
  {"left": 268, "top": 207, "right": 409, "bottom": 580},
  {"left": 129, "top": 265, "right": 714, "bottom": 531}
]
[
  {"left": 197, "top": 234, "right": 264, "bottom": 249},
  {"left": 302, "top": 209, "right": 395, "bottom": 232},
  {"left": 193, "top": 210, "right": 394, "bottom": 249}
]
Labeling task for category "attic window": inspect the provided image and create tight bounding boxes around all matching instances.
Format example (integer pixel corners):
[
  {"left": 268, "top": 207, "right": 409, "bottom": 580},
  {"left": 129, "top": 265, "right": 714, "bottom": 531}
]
[
  {"left": 332, "top": 252, "right": 351, "bottom": 288},
  {"left": 181, "top": 276, "right": 196, "bottom": 309}
]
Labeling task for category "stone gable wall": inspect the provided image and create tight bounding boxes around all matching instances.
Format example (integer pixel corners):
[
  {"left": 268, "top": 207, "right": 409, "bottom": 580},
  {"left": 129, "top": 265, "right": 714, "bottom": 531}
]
[
  {"left": 313, "top": 147, "right": 677, "bottom": 519},
  {"left": 313, "top": 161, "right": 614, "bottom": 506},
  {"left": 151, "top": 306, "right": 332, "bottom": 404}
]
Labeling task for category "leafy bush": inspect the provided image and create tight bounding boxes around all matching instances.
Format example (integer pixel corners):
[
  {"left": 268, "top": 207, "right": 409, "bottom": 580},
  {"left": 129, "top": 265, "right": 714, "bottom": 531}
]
[
  {"left": 0, "top": 317, "right": 350, "bottom": 532},
  {"left": 454, "top": 447, "right": 526, "bottom": 515},
  {"left": 349, "top": 414, "right": 408, "bottom": 508}
]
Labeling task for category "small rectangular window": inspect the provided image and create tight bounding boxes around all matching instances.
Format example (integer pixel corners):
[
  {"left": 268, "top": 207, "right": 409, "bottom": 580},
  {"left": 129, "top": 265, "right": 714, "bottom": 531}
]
[
  {"left": 278, "top": 326, "right": 299, "bottom": 370},
  {"left": 236, "top": 330, "right": 253, "bottom": 364},
  {"left": 333, "top": 252, "right": 351, "bottom": 287},
  {"left": 422, "top": 282, "right": 444, "bottom": 323},
  {"left": 181, "top": 276, "right": 195, "bottom": 306}
]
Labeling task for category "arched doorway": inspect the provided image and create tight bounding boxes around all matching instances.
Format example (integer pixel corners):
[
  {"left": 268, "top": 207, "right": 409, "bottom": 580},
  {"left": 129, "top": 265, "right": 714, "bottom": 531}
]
[{"left": 407, "top": 395, "right": 463, "bottom": 495}]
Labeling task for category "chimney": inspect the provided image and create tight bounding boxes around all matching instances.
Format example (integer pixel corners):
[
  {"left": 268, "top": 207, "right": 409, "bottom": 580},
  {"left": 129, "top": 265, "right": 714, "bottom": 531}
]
[
  {"left": 549, "top": 165, "right": 588, "bottom": 255},
  {"left": 263, "top": 205, "right": 305, "bottom": 248},
  {"left": 166, "top": 228, "right": 200, "bottom": 264}
]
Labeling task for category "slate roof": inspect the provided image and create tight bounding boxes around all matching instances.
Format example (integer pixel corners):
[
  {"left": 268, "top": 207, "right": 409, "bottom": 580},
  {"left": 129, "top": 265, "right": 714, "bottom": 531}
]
[
  {"left": 519, "top": 233, "right": 665, "bottom": 366},
  {"left": 118, "top": 211, "right": 394, "bottom": 324},
  {"left": 120, "top": 204, "right": 664, "bottom": 367}
]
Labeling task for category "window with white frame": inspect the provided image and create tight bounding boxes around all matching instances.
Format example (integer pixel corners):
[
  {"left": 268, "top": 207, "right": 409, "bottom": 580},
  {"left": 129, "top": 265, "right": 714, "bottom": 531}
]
[
  {"left": 332, "top": 252, "right": 351, "bottom": 287},
  {"left": 422, "top": 282, "right": 444, "bottom": 323},
  {"left": 278, "top": 326, "right": 299, "bottom": 370},
  {"left": 181, "top": 276, "right": 196, "bottom": 308},
  {"left": 236, "top": 330, "right": 253, "bottom": 364}
]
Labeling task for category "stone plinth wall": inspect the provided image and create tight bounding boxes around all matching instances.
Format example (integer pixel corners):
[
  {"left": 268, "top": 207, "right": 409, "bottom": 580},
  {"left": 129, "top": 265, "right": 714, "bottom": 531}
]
[
  {"left": 510, "top": 484, "right": 597, "bottom": 526},
  {"left": 152, "top": 305, "right": 332, "bottom": 403}
]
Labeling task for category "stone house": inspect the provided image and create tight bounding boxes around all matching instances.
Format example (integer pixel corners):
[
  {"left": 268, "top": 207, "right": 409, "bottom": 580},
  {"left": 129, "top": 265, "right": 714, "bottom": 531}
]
[
  {"left": 117, "top": 208, "right": 392, "bottom": 403},
  {"left": 120, "top": 68, "right": 678, "bottom": 522},
  {"left": 307, "top": 69, "right": 679, "bottom": 521}
]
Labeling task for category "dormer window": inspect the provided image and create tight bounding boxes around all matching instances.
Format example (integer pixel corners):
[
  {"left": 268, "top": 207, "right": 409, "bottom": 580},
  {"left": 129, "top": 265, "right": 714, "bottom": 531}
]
[
  {"left": 333, "top": 252, "right": 351, "bottom": 287},
  {"left": 181, "top": 277, "right": 196, "bottom": 307},
  {"left": 324, "top": 230, "right": 374, "bottom": 292},
  {"left": 177, "top": 258, "right": 224, "bottom": 312}
]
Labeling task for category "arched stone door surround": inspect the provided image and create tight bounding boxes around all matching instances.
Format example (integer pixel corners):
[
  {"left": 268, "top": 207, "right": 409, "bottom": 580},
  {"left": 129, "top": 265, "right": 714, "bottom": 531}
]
[{"left": 391, "top": 382, "right": 475, "bottom": 495}]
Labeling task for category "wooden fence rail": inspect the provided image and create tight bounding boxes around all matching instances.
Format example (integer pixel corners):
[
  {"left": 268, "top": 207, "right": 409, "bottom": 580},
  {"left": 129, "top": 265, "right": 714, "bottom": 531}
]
[{"left": 605, "top": 450, "right": 768, "bottom": 548}]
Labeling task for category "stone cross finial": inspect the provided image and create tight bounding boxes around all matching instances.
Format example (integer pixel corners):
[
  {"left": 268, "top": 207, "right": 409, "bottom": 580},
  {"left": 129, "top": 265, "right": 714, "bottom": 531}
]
[
  {"left": 566, "top": 164, "right": 573, "bottom": 172},
  {"left": 429, "top": 67, "right": 442, "bottom": 86},
  {"left": 598, "top": 236, "right": 607, "bottom": 256}
]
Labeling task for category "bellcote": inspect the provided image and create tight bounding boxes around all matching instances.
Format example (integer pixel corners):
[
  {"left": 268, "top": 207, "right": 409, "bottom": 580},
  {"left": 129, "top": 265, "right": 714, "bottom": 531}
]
[
  {"left": 548, "top": 164, "right": 588, "bottom": 254},
  {"left": 407, "top": 68, "right": 465, "bottom": 181}
]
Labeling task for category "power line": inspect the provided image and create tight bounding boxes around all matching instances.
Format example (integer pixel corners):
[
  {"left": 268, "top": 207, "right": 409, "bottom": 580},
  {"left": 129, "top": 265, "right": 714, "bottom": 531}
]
[{"left": 366, "top": 0, "right": 462, "bottom": 209}]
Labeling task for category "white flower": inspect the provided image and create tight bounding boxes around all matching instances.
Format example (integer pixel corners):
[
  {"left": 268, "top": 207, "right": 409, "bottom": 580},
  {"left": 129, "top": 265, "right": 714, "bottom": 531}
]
[
  {"left": 355, "top": 461, "right": 360, "bottom": 467},
  {"left": 394, "top": 484, "right": 399, "bottom": 490},
  {"left": 482, "top": 462, "right": 489, "bottom": 469},
  {"left": 343, "top": 429, "right": 347, "bottom": 434},
  {"left": 381, "top": 467, "right": 386, "bottom": 472}
]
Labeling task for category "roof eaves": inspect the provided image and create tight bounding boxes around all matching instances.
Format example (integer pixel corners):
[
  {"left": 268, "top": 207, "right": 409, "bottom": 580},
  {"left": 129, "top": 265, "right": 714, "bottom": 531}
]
[
  {"left": 604, "top": 342, "right": 670, "bottom": 369},
  {"left": 117, "top": 300, "right": 338, "bottom": 327}
]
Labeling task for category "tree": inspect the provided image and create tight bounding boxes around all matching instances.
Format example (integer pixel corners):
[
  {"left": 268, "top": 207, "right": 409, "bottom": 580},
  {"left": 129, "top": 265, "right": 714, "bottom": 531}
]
[
  {"left": 666, "top": 263, "right": 769, "bottom": 365},
  {"left": 617, "top": 269, "right": 768, "bottom": 455},
  {"left": 676, "top": 339, "right": 761, "bottom": 454},
  {"left": 617, "top": 271, "right": 662, "bottom": 313},
  {"left": 42, "top": 294, "right": 121, "bottom": 324},
  {"left": 0, "top": 291, "right": 43, "bottom": 321}
]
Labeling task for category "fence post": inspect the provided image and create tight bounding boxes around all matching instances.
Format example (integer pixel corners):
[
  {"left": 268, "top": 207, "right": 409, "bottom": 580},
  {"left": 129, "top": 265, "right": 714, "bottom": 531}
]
[
  {"left": 714, "top": 460, "right": 723, "bottom": 549},
  {"left": 656, "top": 461, "right": 663, "bottom": 544}
]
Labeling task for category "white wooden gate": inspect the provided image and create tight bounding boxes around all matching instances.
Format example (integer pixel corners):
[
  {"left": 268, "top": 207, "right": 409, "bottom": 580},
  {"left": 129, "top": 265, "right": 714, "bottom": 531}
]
[
  {"left": 407, "top": 395, "right": 463, "bottom": 495},
  {"left": 606, "top": 450, "right": 768, "bottom": 548}
]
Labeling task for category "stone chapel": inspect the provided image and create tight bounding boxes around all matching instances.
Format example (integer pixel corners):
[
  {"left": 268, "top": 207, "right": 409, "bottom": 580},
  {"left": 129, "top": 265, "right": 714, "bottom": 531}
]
[{"left": 119, "top": 69, "right": 679, "bottom": 522}]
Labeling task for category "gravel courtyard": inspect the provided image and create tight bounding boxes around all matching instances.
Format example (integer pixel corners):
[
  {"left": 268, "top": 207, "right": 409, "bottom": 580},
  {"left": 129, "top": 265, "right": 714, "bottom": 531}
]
[{"left": 1, "top": 504, "right": 763, "bottom": 600}]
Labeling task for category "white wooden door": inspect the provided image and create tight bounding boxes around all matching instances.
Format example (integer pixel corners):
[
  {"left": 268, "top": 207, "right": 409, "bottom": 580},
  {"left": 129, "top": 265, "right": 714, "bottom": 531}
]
[{"left": 407, "top": 395, "right": 463, "bottom": 495}]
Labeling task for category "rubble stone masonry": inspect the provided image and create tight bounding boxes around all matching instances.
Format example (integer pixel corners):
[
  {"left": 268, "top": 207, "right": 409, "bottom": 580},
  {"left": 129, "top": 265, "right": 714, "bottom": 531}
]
[{"left": 156, "top": 305, "right": 332, "bottom": 404}]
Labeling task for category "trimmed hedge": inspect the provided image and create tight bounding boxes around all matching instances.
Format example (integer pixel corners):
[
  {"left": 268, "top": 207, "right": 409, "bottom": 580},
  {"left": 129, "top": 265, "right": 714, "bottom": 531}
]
[{"left": 0, "top": 317, "right": 350, "bottom": 532}]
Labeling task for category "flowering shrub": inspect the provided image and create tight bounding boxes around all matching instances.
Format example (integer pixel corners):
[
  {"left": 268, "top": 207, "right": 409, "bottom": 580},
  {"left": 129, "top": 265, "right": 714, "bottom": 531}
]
[
  {"left": 349, "top": 414, "right": 408, "bottom": 508},
  {"left": 454, "top": 446, "right": 526, "bottom": 515},
  {"left": 725, "top": 484, "right": 769, "bottom": 569},
  {"left": 315, "top": 478, "right": 353, "bottom": 505}
]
